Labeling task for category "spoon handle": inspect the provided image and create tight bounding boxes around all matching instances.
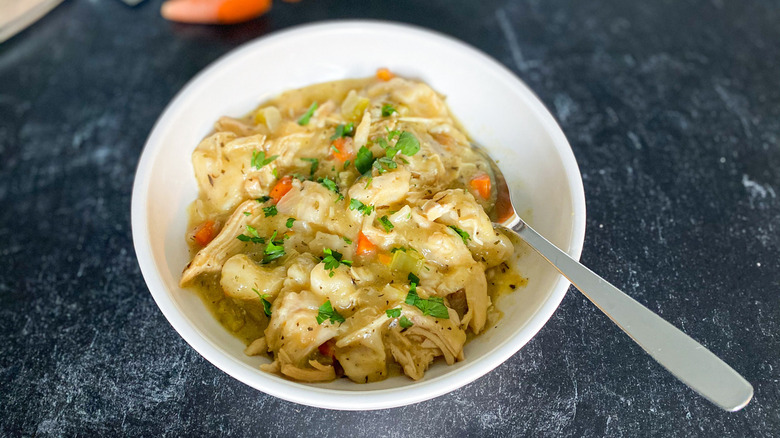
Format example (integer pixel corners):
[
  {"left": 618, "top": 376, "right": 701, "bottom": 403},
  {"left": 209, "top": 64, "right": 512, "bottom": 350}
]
[{"left": 510, "top": 221, "right": 753, "bottom": 411}]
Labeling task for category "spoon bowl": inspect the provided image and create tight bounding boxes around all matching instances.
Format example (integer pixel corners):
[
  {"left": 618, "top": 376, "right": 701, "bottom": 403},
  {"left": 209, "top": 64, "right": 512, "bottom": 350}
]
[{"left": 471, "top": 141, "right": 754, "bottom": 412}]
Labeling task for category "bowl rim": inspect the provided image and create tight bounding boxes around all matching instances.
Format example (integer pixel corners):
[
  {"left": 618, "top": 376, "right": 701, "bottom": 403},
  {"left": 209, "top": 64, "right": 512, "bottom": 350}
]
[{"left": 131, "top": 19, "right": 586, "bottom": 410}]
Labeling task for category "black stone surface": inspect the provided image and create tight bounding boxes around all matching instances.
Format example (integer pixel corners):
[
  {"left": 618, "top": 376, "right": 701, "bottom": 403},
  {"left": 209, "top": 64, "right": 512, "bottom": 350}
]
[{"left": 1, "top": 0, "right": 778, "bottom": 436}]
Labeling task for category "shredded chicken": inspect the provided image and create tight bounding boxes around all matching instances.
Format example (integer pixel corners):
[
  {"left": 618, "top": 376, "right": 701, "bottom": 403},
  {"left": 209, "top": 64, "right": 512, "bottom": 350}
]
[
  {"left": 181, "top": 75, "right": 522, "bottom": 384},
  {"left": 181, "top": 199, "right": 263, "bottom": 285}
]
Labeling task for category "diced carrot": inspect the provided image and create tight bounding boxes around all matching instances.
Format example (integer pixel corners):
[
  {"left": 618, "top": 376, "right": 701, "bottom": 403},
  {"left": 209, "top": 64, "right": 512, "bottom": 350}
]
[
  {"left": 193, "top": 220, "right": 217, "bottom": 246},
  {"left": 161, "top": 0, "right": 272, "bottom": 24},
  {"left": 318, "top": 339, "right": 336, "bottom": 358},
  {"left": 378, "top": 252, "right": 393, "bottom": 265},
  {"left": 330, "top": 137, "right": 355, "bottom": 163},
  {"left": 469, "top": 173, "right": 492, "bottom": 200},
  {"left": 356, "top": 231, "right": 376, "bottom": 256},
  {"left": 269, "top": 175, "right": 293, "bottom": 203},
  {"left": 376, "top": 68, "right": 395, "bottom": 81}
]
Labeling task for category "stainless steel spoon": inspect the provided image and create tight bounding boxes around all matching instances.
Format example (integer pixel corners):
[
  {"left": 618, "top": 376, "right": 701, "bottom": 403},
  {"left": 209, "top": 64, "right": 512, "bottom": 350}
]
[{"left": 472, "top": 143, "right": 753, "bottom": 412}]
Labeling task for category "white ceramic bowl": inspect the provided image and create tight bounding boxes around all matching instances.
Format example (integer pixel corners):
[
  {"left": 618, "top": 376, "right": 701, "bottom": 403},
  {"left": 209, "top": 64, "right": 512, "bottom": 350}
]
[{"left": 132, "top": 20, "right": 586, "bottom": 410}]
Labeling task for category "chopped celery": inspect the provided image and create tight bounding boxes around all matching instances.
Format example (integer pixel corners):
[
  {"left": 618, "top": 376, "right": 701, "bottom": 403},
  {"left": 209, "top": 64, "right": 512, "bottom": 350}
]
[
  {"left": 350, "top": 98, "right": 370, "bottom": 121},
  {"left": 389, "top": 249, "right": 425, "bottom": 275},
  {"left": 341, "top": 90, "right": 370, "bottom": 122}
]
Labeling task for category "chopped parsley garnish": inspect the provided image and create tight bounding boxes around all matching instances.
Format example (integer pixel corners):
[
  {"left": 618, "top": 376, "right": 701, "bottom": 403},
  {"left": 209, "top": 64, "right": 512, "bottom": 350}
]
[
  {"left": 322, "top": 248, "right": 353, "bottom": 277},
  {"left": 261, "top": 298, "right": 272, "bottom": 316},
  {"left": 237, "top": 234, "right": 265, "bottom": 244},
  {"left": 406, "top": 272, "right": 420, "bottom": 296},
  {"left": 342, "top": 236, "right": 353, "bottom": 244},
  {"left": 448, "top": 225, "right": 470, "bottom": 245},
  {"left": 405, "top": 288, "right": 419, "bottom": 305},
  {"left": 330, "top": 144, "right": 341, "bottom": 154},
  {"left": 343, "top": 160, "right": 351, "bottom": 170},
  {"left": 286, "top": 218, "right": 295, "bottom": 228},
  {"left": 300, "top": 157, "right": 319, "bottom": 177},
  {"left": 263, "top": 205, "right": 278, "bottom": 217},
  {"left": 350, "top": 130, "right": 421, "bottom": 176},
  {"left": 355, "top": 146, "right": 374, "bottom": 174},
  {"left": 381, "top": 104, "right": 397, "bottom": 117},
  {"left": 243, "top": 211, "right": 251, "bottom": 216},
  {"left": 330, "top": 122, "right": 355, "bottom": 140},
  {"left": 377, "top": 130, "right": 420, "bottom": 159},
  {"left": 373, "top": 156, "right": 397, "bottom": 173},
  {"left": 416, "top": 297, "right": 450, "bottom": 319},
  {"left": 395, "top": 131, "right": 421, "bottom": 156},
  {"left": 253, "top": 288, "right": 272, "bottom": 317},
  {"left": 376, "top": 137, "right": 394, "bottom": 157},
  {"left": 316, "top": 300, "right": 345, "bottom": 325},
  {"left": 251, "top": 150, "right": 278, "bottom": 170},
  {"left": 404, "top": 274, "right": 449, "bottom": 319},
  {"left": 272, "top": 167, "right": 279, "bottom": 179},
  {"left": 378, "top": 215, "right": 394, "bottom": 233},
  {"left": 256, "top": 196, "right": 271, "bottom": 203},
  {"left": 237, "top": 225, "right": 265, "bottom": 244},
  {"left": 318, "top": 177, "right": 340, "bottom": 194},
  {"left": 386, "top": 308, "right": 401, "bottom": 318},
  {"left": 297, "top": 102, "right": 318, "bottom": 125},
  {"left": 349, "top": 198, "right": 374, "bottom": 216},
  {"left": 399, "top": 315, "right": 414, "bottom": 328},
  {"left": 261, "top": 231, "right": 285, "bottom": 264}
]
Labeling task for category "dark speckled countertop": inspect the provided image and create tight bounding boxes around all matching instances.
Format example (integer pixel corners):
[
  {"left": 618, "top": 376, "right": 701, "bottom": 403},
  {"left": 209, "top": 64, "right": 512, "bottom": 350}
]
[{"left": 1, "top": 0, "right": 778, "bottom": 436}]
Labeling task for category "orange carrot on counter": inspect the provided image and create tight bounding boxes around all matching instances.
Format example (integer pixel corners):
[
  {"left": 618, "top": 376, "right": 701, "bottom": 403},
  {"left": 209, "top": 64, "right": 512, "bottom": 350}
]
[{"left": 161, "top": 0, "right": 272, "bottom": 24}]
